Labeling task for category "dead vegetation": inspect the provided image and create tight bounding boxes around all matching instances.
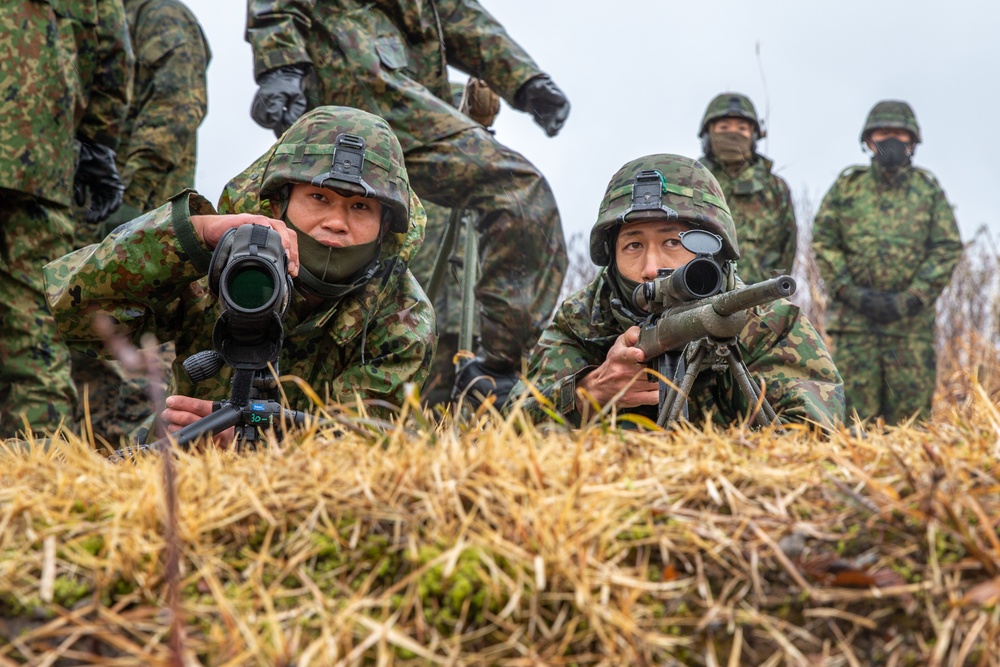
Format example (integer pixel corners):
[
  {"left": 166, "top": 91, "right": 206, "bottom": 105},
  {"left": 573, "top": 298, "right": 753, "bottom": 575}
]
[
  {"left": 2, "top": 382, "right": 1000, "bottom": 665},
  {"left": 2, "top": 216, "right": 999, "bottom": 666}
]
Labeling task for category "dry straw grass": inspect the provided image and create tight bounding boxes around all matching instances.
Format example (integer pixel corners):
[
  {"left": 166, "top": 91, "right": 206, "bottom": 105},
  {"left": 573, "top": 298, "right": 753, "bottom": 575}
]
[
  {"left": 2, "top": 388, "right": 1000, "bottom": 665},
  {"left": 3, "top": 221, "right": 1000, "bottom": 665}
]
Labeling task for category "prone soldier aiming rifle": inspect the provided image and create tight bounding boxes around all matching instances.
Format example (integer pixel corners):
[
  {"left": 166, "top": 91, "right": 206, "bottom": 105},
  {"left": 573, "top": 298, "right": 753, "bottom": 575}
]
[
  {"left": 508, "top": 154, "right": 844, "bottom": 431},
  {"left": 625, "top": 229, "right": 795, "bottom": 429}
]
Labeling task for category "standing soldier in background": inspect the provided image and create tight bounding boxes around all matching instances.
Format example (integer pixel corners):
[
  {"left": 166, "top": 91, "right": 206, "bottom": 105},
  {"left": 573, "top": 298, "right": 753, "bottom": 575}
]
[
  {"left": 0, "top": 0, "right": 133, "bottom": 438},
  {"left": 245, "top": 0, "right": 571, "bottom": 408},
  {"left": 71, "top": 0, "right": 211, "bottom": 442},
  {"left": 812, "top": 100, "right": 962, "bottom": 425},
  {"left": 697, "top": 93, "right": 797, "bottom": 285}
]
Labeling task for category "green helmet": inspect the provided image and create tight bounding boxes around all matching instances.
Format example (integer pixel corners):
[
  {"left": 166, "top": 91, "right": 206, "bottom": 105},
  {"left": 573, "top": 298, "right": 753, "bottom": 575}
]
[
  {"left": 590, "top": 154, "right": 740, "bottom": 266},
  {"left": 259, "top": 106, "right": 410, "bottom": 233},
  {"left": 860, "top": 100, "right": 921, "bottom": 145},
  {"left": 698, "top": 92, "right": 764, "bottom": 138}
]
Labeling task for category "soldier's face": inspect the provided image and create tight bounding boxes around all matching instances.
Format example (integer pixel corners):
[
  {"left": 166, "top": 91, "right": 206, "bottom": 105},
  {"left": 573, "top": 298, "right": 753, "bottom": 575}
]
[
  {"left": 711, "top": 117, "right": 754, "bottom": 138},
  {"left": 285, "top": 183, "right": 383, "bottom": 247},
  {"left": 866, "top": 128, "right": 914, "bottom": 152},
  {"left": 615, "top": 220, "right": 697, "bottom": 283}
]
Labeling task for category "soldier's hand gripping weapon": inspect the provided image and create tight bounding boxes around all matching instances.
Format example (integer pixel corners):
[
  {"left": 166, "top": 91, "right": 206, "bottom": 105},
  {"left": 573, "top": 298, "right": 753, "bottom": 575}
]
[
  {"left": 111, "top": 224, "right": 309, "bottom": 460},
  {"left": 627, "top": 229, "right": 796, "bottom": 430}
]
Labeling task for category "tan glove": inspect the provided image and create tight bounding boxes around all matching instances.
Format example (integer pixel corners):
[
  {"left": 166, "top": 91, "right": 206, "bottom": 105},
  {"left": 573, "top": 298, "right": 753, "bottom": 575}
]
[{"left": 460, "top": 77, "right": 501, "bottom": 128}]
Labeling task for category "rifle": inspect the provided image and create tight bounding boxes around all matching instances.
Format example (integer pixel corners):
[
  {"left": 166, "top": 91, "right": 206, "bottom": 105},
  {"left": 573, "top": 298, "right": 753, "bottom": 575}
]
[
  {"left": 627, "top": 230, "right": 796, "bottom": 430},
  {"left": 111, "top": 224, "right": 309, "bottom": 461}
]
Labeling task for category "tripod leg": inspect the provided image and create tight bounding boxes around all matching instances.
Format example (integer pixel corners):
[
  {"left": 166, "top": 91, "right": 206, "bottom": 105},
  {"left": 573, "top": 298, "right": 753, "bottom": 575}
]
[
  {"left": 724, "top": 349, "right": 782, "bottom": 429},
  {"left": 654, "top": 353, "right": 679, "bottom": 427},
  {"left": 150, "top": 403, "right": 244, "bottom": 451},
  {"left": 659, "top": 343, "right": 707, "bottom": 429}
]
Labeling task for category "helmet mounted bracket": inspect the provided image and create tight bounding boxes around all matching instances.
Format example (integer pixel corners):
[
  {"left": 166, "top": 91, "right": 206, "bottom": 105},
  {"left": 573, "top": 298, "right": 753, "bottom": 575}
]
[
  {"left": 617, "top": 170, "right": 679, "bottom": 223},
  {"left": 312, "top": 133, "right": 376, "bottom": 197}
]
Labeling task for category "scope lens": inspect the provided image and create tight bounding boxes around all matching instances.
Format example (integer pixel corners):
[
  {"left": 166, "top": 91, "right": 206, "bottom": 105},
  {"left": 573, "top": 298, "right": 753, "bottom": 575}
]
[{"left": 226, "top": 264, "right": 275, "bottom": 310}]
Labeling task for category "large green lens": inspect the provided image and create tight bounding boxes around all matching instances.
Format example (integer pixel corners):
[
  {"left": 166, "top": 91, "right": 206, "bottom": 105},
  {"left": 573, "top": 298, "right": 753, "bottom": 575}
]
[{"left": 227, "top": 264, "right": 275, "bottom": 310}]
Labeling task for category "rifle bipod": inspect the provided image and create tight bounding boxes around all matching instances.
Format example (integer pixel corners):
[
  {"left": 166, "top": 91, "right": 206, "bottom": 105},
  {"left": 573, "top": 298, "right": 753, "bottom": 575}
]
[{"left": 654, "top": 336, "right": 782, "bottom": 432}]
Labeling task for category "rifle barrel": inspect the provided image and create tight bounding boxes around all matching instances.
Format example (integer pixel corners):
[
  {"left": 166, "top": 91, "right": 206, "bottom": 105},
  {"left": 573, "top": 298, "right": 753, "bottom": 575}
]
[
  {"left": 636, "top": 275, "right": 797, "bottom": 358},
  {"left": 712, "top": 275, "right": 796, "bottom": 317}
]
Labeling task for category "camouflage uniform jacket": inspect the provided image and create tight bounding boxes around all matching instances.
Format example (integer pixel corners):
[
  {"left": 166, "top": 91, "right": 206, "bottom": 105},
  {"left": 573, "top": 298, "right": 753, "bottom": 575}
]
[
  {"left": 812, "top": 163, "right": 962, "bottom": 338},
  {"left": 511, "top": 271, "right": 845, "bottom": 430},
  {"left": 44, "top": 188, "right": 436, "bottom": 428},
  {"left": 702, "top": 155, "right": 797, "bottom": 285},
  {"left": 118, "top": 0, "right": 210, "bottom": 211},
  {"left": 245, "top": 0, "right": 544, "bottom": 151},
  {"left": 0, "top": 0, "right": 133, "bottom": 205}
]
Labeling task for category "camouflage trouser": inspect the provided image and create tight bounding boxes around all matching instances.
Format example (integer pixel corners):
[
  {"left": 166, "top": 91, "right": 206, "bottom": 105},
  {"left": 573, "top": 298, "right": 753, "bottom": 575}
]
[
  {"left": 829, "top": 332, "right": 936, "bottom": 425},
  {"left": 70, "top": 343, "right": 174, "bottom": 446},
  {"left": 405, "top": 126, "right": 567, "bottom": 370},
  {"left": 0, "top": 189, "right": 76, "bottom": 436}
]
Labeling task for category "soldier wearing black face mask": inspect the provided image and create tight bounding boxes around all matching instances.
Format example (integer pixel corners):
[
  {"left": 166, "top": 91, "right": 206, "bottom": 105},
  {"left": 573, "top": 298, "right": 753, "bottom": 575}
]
[{"left": 811, "top": 100, "right": 963, "bottom": 426}]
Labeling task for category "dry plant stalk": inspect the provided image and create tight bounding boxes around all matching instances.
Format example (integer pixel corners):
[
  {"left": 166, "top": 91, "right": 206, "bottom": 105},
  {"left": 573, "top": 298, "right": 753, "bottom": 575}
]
[
  {"left": 2, "top": 385, "right": 1000, "bottom": 665},
  {"left": 1, "top": 220, "right": 999, "bottom": 665}
]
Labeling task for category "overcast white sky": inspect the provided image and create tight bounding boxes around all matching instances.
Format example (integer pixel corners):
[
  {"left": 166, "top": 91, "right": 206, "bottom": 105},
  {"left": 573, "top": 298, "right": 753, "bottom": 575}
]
[{"left": 184, "top": 0, "right": 999, "bottom": 253}]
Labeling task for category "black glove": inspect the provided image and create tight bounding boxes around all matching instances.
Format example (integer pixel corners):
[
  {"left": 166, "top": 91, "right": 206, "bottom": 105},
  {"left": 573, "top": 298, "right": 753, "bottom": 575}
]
[
  {"left": 251, "top": 64, "right": 310, "bottom": 137},
  {"left": 513, "top": 74, "right": 570, "bottom": 137},
  {"left": 839, "top": 286, "right": 922, "bottom": 325},
  {"left": 451, "top": 356, "right": 519, "bottom": 410},
  {"left": 74, "top": 139, "right": 125, "bottom": 224}
]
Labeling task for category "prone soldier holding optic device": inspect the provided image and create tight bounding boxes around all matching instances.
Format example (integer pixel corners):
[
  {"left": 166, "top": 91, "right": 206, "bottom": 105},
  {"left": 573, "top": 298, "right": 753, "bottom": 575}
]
[
  {"left": 161, "top": 222, "right": 308, "bottom": 450},
  {"left": 45, "top": 106, "right": 435, "bottom": 451},
  {"left": 507, "top": 154, "right": 845, "bottom": 431}
]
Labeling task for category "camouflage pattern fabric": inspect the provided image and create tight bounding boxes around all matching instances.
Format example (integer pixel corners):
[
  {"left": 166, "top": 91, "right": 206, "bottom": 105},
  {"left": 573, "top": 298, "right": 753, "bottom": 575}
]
[
  {"left": 246, "top": 0, "right": 543, "bottom": 153},
  {"left": 701, "top": 155, "right": 797, "bottom": 285},
  {"left": 591, "top": 154, "right": 739, "bottom": 265},
  {"left": 812, "top": 161, "right": 962, "bottom": 424},
  {"left": 830, "top": 333, "right": 936, "bottom": 424},
  {"left": 117, "top": 0, "right": 210, "bottom": 213},
  {"left": 861, "top": 100, "right": 921, "bottom": 144},
  {"left": 245, "top": 0, "right": 566, "bottom": 370},
  {"left": 0, "top": 0, "right": 133, "bottom": 437},
  {"left": 0, "top": 192, "right": 78, "bottom": 435},
  {"left": 45, "top": 109, "right": 437, "bottom": 443},
  {"left": 404, "top": 129, "right": 565, "bottom": 367},
  {"left": 71, "top": 0, "right": 210, "bottom": 444},
  {"left": 408, "top": 200, "right": 479, "bottom": 405},
  {"left": 46, "top": 191, "right": 436, "bottom": 441},
  {"left": 0, "top": 0, "right": 132, "bottom": 206},
  {"left": 699, "top": 92, "right": 762, "bottom": 137},
  {"left": 507, "top": 270, "right": 845, "bottom": 430}
]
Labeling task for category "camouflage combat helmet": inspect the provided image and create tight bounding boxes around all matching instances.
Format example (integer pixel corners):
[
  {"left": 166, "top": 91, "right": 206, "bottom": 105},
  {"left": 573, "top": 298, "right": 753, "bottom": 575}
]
[
  {"left": 590, "top": 154, "right": 740, "bottom": 266},
  {"left": 860, "top": 100, "right": 921, "bottom": 145},
  {"left": 260, "top": 106, "right": 411, "bottom": 233},
  {"left": 698, "top": 92, "right": 764, "bottom": 139}
]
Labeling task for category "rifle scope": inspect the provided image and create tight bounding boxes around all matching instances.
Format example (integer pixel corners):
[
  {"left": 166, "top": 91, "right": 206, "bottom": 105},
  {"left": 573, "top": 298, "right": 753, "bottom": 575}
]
[{"left": 633, "top": 256, "right": 725, "bottom": 314}]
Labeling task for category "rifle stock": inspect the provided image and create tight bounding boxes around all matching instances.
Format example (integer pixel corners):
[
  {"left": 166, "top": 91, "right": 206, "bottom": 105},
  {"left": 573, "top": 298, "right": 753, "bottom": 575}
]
[{"left": 636, "top": 275, "right": 796, "bottom": 358}]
